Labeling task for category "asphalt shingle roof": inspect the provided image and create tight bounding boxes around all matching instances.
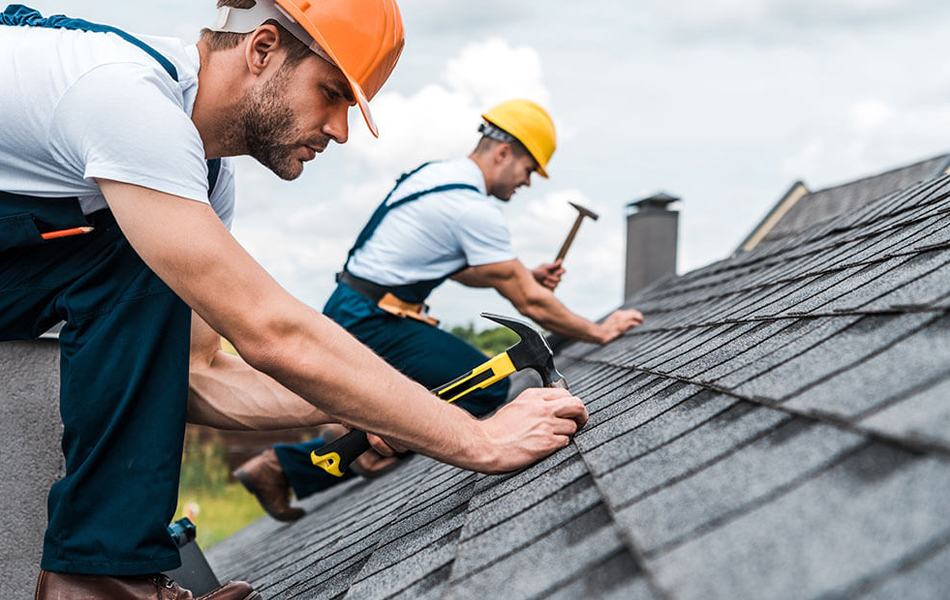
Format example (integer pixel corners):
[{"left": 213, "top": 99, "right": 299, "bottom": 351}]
[
  {"left": 208, "top": 173, "right": 950, "bottom": 599},
  {"left": 740, "top": 153, "right": 950, "bottom": 253}
]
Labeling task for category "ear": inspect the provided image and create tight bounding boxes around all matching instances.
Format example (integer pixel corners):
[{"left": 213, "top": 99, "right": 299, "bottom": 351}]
[
  {"left": 244, "top": 24, "right": 283, "bottom": 76},
  {"left": 494, "top": 142, "right": 512, "bottom": 166}
]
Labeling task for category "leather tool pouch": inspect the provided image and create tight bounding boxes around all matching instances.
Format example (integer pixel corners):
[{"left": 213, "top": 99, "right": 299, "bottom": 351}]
[{"left": 377, "top": 292, "right": 440, "bottom": 327}]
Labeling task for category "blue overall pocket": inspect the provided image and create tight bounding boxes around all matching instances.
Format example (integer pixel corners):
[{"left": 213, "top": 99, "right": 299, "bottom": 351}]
[
  {"left": 0, "top": 212, "right": 44, "bottom": 251},
  {"left": 0, "top": 192, "right": 89, "bottom": 252}
]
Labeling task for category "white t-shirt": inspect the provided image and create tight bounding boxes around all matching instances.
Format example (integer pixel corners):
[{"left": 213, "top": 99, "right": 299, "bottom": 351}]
[
  {"left": 0, "top": 25, "right": 235, "bottom": 227},
  {"left": 347, "top": 158, "right": 516, "bottom": 286}
]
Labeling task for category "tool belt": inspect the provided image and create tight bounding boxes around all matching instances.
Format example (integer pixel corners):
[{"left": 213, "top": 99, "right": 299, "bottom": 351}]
[{"left": 338, "top": 270, "right": 440, "bottom": 327}]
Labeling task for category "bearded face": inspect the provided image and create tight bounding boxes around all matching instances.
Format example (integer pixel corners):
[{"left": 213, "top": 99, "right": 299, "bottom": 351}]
[
  {"left": 239, "top": 64, "right": 300, "bottom": 180},
  {"left": 238, "top": 62, "right": 333, "bottom": 181}
]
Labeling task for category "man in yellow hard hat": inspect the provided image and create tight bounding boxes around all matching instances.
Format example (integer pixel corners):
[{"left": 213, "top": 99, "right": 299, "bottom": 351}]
[
  {"left": 0, "top": 3, "right": 588, "bottom": 598},
  {"left": 233, "top": 100, "right": 643, "bottom": 517}
]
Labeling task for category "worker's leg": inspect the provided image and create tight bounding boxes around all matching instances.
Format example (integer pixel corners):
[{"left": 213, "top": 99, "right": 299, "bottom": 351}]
[
  {"left": 0, "top": 208, "right": 190, "bottom": 575},
  {"left": 269, "top": 283, "right": 510, "bottom": 500},
  {"left": 272, "top": 433, "right": 355, "bottom": 499},
  {"left": 347, "top": 313, "right": 511, "bottom": 414},
  {"left": 323, "top": 283, "right": 511, "bottom": 413}
]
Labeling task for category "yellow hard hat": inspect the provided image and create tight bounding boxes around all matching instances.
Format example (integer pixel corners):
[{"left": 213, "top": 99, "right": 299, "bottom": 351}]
[
  {"left": 481, "top": 99, "right": 556, "bottom": 178},
  {"left": 212, "top": 0, "right": 405, "bottom": 138}
]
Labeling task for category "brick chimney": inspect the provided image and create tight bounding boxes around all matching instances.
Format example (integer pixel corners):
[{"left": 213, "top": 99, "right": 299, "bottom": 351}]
[{"left": 624, "top": 192, "right": 680, "bottom": 301}]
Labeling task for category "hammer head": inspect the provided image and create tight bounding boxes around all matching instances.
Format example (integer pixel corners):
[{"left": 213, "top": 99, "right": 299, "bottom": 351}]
[
  {"left": 569, "top": 201, "right": 599, "bottom": 221},
  {"left": 481, "top": 312, "right": 568, "bottom": 389}
]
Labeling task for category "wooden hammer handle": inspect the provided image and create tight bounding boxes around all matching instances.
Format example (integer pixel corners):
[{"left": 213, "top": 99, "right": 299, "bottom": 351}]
[{"left": 556, "top": 216, "right": 584, "bottom": 262}]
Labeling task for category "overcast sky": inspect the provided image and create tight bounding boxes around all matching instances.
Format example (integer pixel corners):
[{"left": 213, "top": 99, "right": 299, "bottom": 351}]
[{"left": 23, "top": 0, "right": 950, "bottom": 328}]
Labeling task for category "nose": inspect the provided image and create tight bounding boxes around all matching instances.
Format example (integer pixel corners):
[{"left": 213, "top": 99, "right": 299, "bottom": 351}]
[{"left": 323, "top": 105, "right": 349, "bottom": 144}]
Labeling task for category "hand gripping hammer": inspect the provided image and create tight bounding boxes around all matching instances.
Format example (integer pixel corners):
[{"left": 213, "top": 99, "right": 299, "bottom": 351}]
[
  {"left": 555, "top": 201, "right": 600, "bottom": 262},
  {"left": 311, "top": 312, "right": 568, "bottom": 477}
]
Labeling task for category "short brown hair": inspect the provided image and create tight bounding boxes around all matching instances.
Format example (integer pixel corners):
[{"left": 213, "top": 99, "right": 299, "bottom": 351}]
[
  {"left": 473, "top": 134, "right": 530, "bottom": 159},
  {"left": 200, "top": 0, "right": 313, "bottom": 66}
]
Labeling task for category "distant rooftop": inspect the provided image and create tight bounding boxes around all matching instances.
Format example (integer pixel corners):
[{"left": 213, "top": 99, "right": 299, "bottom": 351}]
[
  {"left": 737, "top": 152, "right": 950, "bottom": 253},
  {"left": 209, "top": 171, "right": 950, "bottom": 599}
]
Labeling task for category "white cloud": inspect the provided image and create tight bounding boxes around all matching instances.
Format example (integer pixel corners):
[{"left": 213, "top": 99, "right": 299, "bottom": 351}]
[
  {"left": 443, "top": 39, "right": 550, "bottom": 109},
  {"left": 780, "top": 98, "right": 950, "bottom": 189},
  {"left": 850, "top": 99, "right": 893, "bottom": 132},
  {"left": 345, "top": 38, "right": 555, "bottom": 176},
  {"left": 647, "top": 0, "right": 949, "bottom": 43}
]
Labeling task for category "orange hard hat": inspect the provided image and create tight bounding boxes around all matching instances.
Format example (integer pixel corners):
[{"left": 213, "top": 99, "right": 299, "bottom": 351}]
[{"left": 211, "top": 0, "right": 404, "bottom": 137}]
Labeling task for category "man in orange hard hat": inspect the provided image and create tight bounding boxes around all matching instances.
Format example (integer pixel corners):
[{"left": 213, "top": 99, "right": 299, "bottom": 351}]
[
  {"left": 233, "top": 100, "right": 643, "bottom": 519},
  {"left": 0, "top": 3, "right": 589, "bottom": 598}
]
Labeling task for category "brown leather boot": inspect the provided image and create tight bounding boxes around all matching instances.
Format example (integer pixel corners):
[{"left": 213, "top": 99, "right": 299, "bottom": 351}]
[
  {"left": 233, "top": 448, "right": 304, "bottom": 522},
  {"left": 34, "top": 570, "right": 262, "bottom": 599}
]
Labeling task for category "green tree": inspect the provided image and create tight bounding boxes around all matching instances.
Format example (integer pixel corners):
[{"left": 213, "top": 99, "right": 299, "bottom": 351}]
[{"left": 449, "top": 323, "right": 521, "bottom": 356}]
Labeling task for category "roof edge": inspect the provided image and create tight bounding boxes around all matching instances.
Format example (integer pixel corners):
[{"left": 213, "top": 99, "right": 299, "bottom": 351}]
[{"left": 735, "top": 180, "right": 809, "bottom": 254}]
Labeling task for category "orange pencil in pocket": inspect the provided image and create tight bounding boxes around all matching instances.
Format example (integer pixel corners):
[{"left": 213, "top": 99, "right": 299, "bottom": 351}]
[{"left": 41, "top": 226, "right": 94, "bottom": 240}]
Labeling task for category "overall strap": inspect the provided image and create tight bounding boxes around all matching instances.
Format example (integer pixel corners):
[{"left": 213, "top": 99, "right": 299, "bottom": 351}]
[
  {"left": 1, "top": 5, "right": 178, "bottom": 81},
  {"left": 343, "top": 162, "right": 480, "bottom": 268},
  {"left": 1, "top": 4, "right": 222, "bottom": 196},
  {"left": 206, "top": 157, "right": 222, "bottom": 197}
]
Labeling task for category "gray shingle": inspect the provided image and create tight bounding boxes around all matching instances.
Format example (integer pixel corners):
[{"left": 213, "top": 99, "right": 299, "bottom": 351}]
[
  {"left": 730, "top": 313, "right": 934, "bottom": 401},
  {"left": 616, "top": 419, "right": 864, "bottom": 554},
  {"left": 575, "top": 387, "right": 736, "bottom": 476},
  {"left": 784, "top": 313, "right": 950, "bottom": 419},
  {"left": 676, "top": 320, "right": 791, "bottom": 379},
  {"left": 784, "top": 260, "right": 901, "bottom": 316},
  {"left": 828, "top": 249, "right": 950, "bottom": 312},
  {"left": 584, "top": 376, "right": 677, "bottom": 428},
  {"left": 861, "top": 375, "right": 950, "bottom": 449},
  {"left": 649, "top": 444, "right": 950, "bottom": 600},
  {"left": 539, "top": 550, "right": 658, "bottom": 600},
  {"left": 594, "top": 404, "right": 788, "bottom": 508},
  {"left": 859, "top": 255, "right": 950, "bottom": 310},
  {"left": 855, "top": 539, "right": 950, "bottom": 600},
  {"left": 651, "top": 322, "right": 758, "bottom": 374},
  {"left": 712, "top": 316, "right": 861, "bottom": 390},
  {"left": 463, "top": 451, "right": 587, "bottom": 536},
  {"left": 445, "top": 502, "right": 635, "bottom": 600}
]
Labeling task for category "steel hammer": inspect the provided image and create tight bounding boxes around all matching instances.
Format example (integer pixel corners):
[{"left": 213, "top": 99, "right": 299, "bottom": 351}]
[
  {"left": 555, "top": 201, "right": 600, "bottom": 262},
  {"left": 311, "top": 312, "right": 568, "bottom": 477}
]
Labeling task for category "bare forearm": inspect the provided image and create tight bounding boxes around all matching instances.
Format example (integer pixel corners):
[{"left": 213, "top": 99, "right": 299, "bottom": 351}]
[
  {"left": 188, "top": 350, "right": 331, "bottom": 429},
  {"left": 517, "top": 292, "right": 605, "bottom": 343},
  {"left": 248, "top": 309, "right": 486, "bottom": 466}
]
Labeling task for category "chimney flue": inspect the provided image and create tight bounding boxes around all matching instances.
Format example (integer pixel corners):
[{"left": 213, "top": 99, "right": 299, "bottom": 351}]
[{"left": 624, "top": 192, "right": 680, "bottom": 301}]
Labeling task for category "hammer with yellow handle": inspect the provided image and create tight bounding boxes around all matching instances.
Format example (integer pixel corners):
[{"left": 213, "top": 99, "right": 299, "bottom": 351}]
[{"left": 311, "top": 312, "right": 568, "bottom": 477}]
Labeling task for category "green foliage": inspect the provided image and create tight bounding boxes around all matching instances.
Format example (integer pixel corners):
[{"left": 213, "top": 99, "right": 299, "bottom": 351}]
[
  {"left": 174, "top": 483, "right": 264, "bottom": 549},
  {"left": 176, "top": 434, "right": 264, "bottom": 548},
  {"left": 450, "top": 323, "right": 521, "bottom": 356},
  {"left": 179, "top": 435, "right": 229, "bottom": 496}
]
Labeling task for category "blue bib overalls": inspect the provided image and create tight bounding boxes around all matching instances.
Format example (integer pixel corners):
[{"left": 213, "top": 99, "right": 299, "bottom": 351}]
[
  {"left": 273, "top": 164, "right": 512, "bottom": 499},
  {"left": 0, "top": 5, "right": 219, "bottom": 575}
]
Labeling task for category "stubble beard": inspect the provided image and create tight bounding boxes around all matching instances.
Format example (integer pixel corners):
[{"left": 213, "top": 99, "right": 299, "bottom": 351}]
[{"left": 239, "top": 66, "right": 306, "bottom": 181}]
